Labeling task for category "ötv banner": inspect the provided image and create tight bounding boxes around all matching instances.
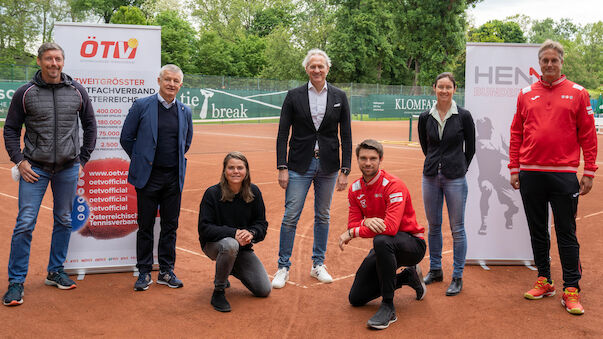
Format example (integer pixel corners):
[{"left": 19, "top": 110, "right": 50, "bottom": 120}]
[
  {"left": 464, "top": 42, "right": 541, "bottom": 266},
  {"left": 54, "top": 23, "right": 161, "bottom": 275}
]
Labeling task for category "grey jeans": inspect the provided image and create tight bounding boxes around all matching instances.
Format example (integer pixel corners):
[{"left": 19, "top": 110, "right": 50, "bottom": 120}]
[{"left": 202, "top": 237, "right": 271, "bottom": 297}]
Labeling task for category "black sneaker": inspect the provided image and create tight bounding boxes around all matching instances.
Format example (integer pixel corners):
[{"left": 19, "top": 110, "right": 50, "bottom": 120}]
[
  {"left": 406, "top": 265, "right": 426, "bottom": 300},
  {"left": 134, "top": 272, "right": 153, "bottom": 291},
  {"left": 211, "top": 289, "right": 231, "bottom": 312},
  {"left": 157, "top": 270, "right": 183, "bottom": 288},
  {"left": 367, "top": 303, "right": 397, "bottom": 330},
  {"left": 45, "top": 270, "right": 76, "bottom": 290},
  {"left": 3, "top": 283, "right": 24, "bottom": 306}
]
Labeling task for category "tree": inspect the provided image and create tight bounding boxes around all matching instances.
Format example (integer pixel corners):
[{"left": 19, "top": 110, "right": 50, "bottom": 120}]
[
  {"left": 468, "top": 20, "right": 526, "bottom": 43},
  {"left": 228, "top": 34, "right": 266, "bottom": 77},
  {"left": 562, "top": 21, "right": 602, "bottom": 89},
  {"left": 529, "top": 18, "right": 579, "bottom": 43},
  {"left": 249, "top": 4, "right": 295, "bottom": 37},
  {"left": 69, "top": 0, "right": 143, "bottom": 23},
  {"left": 36, "top": 0, "right": 72, "bottom": 43},
  {"left": 110, "top": 5, "right": 148, "bottom": 25},
  {"left": 152, "top": 10, "right": 198, "bottom": 73},
  {"left": 327, "top": 0, "right": 398, "bottom": 84},
  {"left": 295, "top": 0, "right": 335, "bottom": 51},
  {"left": 191, "top": 0, "right": 269, "bottom": 39},
  {"left": 395, "top": 0, "right": 468, "bottom": 86},
  {"left": 0, "top": 0, "right": 46, "bottom": 65},
  {"left": 196, "top": 31, "right": 234, "bottom": 76},
  {"left": 260, "top": 26, "right": 305, "bottom": 80}
]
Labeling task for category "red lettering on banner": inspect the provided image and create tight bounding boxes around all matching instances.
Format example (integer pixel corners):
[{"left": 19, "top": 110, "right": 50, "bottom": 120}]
[{"left": 79, "top": 37, "right": 139, "bottom": 60}]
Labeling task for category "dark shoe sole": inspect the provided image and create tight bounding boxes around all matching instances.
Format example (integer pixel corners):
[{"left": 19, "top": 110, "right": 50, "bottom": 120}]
[
  {"left": 212, "top": 304, "right": 231, "bottom": 312},
  {"left": 446, "top": 290, "right": 461, "bottom": 296},
  {"left": 424, "top": 274, "right": 443, "bottom": 285},
  {"left": 367, "top": 316, "right": 397, "bottom": 330},
  {"left": 3, "top": 299, "right": 23, "bottom": 306},
  {"left": 44, "top": 279, "right": 76, "bottom": 290},
  {"left": 157, "top": 280, "right": 183, "bottom": 288}
]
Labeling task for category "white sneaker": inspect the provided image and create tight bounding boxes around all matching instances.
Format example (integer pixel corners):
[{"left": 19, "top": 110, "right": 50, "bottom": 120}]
[
  {"left": 272, "top": 267, "right": 289, "bottom": 289},
  {"left": 310, "top": 264, "right": 333, "bottom": 283}
]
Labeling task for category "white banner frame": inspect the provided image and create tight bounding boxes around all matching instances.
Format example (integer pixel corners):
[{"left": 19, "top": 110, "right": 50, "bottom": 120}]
[
  {"left": 464, "top": 42, "right": 543, "bottom": 267},
  {"left": 54, "top": 23, "right": 161, "bottom": 276}
]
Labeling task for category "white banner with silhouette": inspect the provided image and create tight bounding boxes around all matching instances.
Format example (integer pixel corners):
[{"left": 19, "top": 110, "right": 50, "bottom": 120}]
[
  {"left": 54, "top": 23, "right": 161, "bottom": 275},
  {"left": 464, "top": 42, "right": 541, "bottom": 265}
]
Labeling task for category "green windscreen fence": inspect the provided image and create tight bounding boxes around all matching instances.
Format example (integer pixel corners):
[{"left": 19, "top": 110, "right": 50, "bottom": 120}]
[{"left": 1, "top": 65, "right": 465, "bottom": 121}]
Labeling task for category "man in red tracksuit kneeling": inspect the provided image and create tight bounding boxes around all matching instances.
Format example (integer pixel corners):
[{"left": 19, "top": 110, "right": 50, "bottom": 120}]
[{"left": 339, "top": 139, "right": 426, "bottom": 330}]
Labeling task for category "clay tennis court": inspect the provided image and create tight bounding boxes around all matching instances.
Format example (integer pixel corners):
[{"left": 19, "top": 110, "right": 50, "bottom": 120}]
[{"left": 1, "top": 121, "right": 602, "bottom": 337}]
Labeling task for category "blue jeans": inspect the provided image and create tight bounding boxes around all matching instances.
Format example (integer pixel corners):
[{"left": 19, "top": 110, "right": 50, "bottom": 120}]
[
  {"left": 8, "top": 163, "right": 79, "bottom": 283},
  {"left": 422, "top": 174, "right": 468, "bottom": 278},
  {"left": 277, "top": 158, "right": 338, "bottom": 268}
]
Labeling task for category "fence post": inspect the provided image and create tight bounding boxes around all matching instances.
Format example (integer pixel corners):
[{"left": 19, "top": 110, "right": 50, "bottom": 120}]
[{"left": 409, "top": 115, "right": 412, "bottom": 142}]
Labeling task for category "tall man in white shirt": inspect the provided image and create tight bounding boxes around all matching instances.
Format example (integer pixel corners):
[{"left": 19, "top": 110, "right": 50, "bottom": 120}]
[{"left": 273, "top": 49, "right": 352, "bottom": 288}]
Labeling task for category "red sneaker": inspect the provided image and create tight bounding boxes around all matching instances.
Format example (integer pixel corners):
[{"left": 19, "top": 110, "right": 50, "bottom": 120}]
[
  {"left": 561, "top": 287, "right": 584, "bottom": 315},
  {"left": 524, "top": 277, "right": 556, "bottom": 300}
]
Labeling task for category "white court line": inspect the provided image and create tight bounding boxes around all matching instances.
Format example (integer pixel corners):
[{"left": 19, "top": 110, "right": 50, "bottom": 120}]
[
  {"left": 176, "top": 246, "right": 208, "bottom": 259},
  {"left": 582, "top": 210, "right": 603, "bottom": 219},
  {"left": 207, "top": 88, "right": 282, "bottom": 110},
  {"left": 0, "top": 192, "right": 52, "bottom": 211},
  {"left": 193, "top": 131, "right": 276, "bottom": 140},
  {"left": 245, "top": 91, "right": 288, "bottom": 99},
  {"left": 182, "top": 181, "right": 277, "bottom": 192}
]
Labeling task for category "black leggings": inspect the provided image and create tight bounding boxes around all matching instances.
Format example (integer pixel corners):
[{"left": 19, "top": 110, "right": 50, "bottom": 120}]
[{"left": 349, "top": 232, "right": 426, "bottom": 305}]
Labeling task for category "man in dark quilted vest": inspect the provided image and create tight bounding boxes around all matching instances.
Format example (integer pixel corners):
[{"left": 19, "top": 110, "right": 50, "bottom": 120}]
[{"left": 2, "top": 42, "right": 97, "bottom": 306}]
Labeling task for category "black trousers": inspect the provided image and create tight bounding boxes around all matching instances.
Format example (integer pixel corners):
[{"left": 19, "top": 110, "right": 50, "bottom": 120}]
[
  {"left": 519, "top": 171, "right": 581, "bottom": 289},
  {"left": 136, "top": 166, "right": 182, "bottom": 273},
  {"left": 349, "top": 232, "right": 426, "bottom": 306}
]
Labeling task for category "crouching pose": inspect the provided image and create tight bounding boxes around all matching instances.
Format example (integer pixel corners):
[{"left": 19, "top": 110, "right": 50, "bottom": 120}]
[
  {"left": 339, "top": 140, "right": 426, "bottom": 330},
  {"left": 198, "top": 152, "right": 271, "bottom": 312}
]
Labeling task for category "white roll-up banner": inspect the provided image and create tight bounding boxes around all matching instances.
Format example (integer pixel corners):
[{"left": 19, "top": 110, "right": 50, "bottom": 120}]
[
  {"left": 464, "top": 42, "right": 542, "bottom": 265},
  {"left": 54, "top": 23, "right": 161, "bottom": 275}
]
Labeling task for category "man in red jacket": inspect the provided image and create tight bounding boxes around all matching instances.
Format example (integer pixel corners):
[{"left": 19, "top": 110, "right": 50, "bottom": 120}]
[
  {"left": 339, "top": 139, "right": 426, "bottom": 329},
  {"left": 509, "top": 39, "right": 598, "bottom": 315}
]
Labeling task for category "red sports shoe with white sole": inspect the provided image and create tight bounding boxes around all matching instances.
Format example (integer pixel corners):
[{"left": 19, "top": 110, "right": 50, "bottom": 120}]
[{"left": 524, "top": 277, "right": 555, "bottom": 300}]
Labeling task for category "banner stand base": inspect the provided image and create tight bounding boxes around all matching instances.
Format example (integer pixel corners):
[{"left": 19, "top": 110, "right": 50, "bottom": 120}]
[
  {"left": 478, "top": 261, "right": 490, "bottom": 270},
  {"left": 467, "top": 259, "right": 535, "bottom": 267},
  {"left": 523, "top": 261, "right": 537, "bottom": 271},
  {"left": 66, "top": 264, "right": 159, "bottom": 280}
]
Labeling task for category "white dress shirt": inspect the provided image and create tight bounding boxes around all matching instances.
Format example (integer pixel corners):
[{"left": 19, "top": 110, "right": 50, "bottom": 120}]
[{"left": 308, "top": 81, "right": 328, "bottom": 150}]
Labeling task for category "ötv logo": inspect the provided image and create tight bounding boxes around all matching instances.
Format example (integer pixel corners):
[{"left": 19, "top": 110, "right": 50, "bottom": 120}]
[{"left": 80, "top": 36, "right": 138, "bottom": 59}]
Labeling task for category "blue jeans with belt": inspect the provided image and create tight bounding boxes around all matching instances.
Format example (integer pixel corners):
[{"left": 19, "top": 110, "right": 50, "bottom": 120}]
[
  {"left": 422, "top": 173, "right": 468, "bottom": 278},
  {"left": 8, "top": 163, "right": 79, "bottom": 283},
  {"left": 277, "top": 157, "right": 338, "bottom": 269}
]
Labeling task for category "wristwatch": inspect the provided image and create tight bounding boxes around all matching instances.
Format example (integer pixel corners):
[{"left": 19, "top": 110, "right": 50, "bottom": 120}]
[{"left": 340, "top": 168, "right": 350, "bottom": 175}]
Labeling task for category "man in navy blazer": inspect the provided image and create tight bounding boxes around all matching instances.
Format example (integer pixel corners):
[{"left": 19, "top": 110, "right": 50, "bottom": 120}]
[
  {"left": 272, "top": 49, "right": 352, "bottom": 288},
  {"left": 120, "top": 64, "right": 193, "bottom": 291}
]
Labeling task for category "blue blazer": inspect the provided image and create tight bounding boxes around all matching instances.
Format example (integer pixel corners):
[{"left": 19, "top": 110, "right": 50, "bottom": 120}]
[{"left": 120, "top": 94, "right": 193, "bottom": 191}]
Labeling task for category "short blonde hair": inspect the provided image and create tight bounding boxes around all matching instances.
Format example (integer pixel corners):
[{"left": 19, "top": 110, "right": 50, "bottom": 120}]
[{"left": 538, "top": 39, "right": 564, "bottom": 61}]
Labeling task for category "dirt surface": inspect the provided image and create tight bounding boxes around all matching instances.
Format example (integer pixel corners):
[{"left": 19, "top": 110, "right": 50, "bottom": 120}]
[{"left": 0, "top": 121, "right": 602, "bottom": 338}]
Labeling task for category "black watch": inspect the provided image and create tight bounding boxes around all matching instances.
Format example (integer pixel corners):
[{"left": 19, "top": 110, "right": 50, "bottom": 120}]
[{"left": 340, "top": 168, "right": 350, "bottom": 175}]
